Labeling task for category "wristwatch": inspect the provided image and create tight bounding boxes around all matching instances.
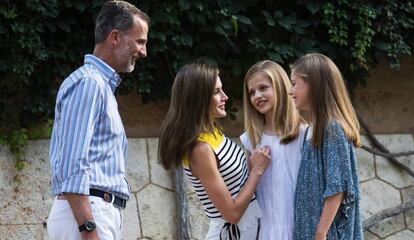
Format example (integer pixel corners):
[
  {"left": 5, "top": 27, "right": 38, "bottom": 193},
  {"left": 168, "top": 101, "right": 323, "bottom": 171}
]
[{"left": 79, "top": 220, "right": 96, "bottom": 232}]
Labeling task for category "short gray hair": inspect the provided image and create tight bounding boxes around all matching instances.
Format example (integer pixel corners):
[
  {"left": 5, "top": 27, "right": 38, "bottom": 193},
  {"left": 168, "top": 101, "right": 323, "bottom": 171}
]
[{"left": 94, "top": 0, "right": 150, "bottom": 44}]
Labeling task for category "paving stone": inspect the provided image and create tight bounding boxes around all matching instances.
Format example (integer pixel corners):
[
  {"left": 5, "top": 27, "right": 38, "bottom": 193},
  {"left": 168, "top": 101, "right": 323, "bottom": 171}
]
[
  {"left": 407, "top": 209, "right": 414, "bottom": 232},
  {"left": 375, "top": 135, "right": 414, "bottom": 188},
  {"left": 360, "top": 179, "right": 401, "bottom": 220},
  {"left": 127, "top": 139, "right": 150, "bottom": 192},
  {"left": 1, "top": 137, "right": 413, "bottom": 239},
  {"left": 364, "top": 231, "right": 380, "bottom": 240},
  {"left": 401, "top": 186, "right": 414, "bottom": 203},
  {"left": 147, "top": 138, "right": 174, "bottom": 190},
  {"left": 0, "top": 224, "right": 44, "bottom": 240},
  {"left": 402, "top": 186, "right": 414, "bottom": 231},
  {"left": 356, "top": 136, "right": 376, "bottom": 181},
  {"left": 0, "top": 140, "right": 53, "bottom": 225},
  {"left": 137, "top": 184, "right": 176, "bottom": 239},
  {"left": 384, "top": 229, "right": 414, "bottom": 240},
  {"left": 369, "top": 215, "right": 405, "bottom": 238},
  {"left": 122, "top": 193, "right": 141, "bottom": 240},
  {"left": 187, "top": 193, "right": 209, "bottom": 239}
]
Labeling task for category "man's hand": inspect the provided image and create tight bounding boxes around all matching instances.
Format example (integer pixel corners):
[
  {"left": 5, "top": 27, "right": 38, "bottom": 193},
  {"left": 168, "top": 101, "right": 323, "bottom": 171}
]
[
  {"left": 81, "top": 231, "right": 100, "bottom": 240},
  {"left": 63, "top": 193, "right": 100, "bottom": 240}
]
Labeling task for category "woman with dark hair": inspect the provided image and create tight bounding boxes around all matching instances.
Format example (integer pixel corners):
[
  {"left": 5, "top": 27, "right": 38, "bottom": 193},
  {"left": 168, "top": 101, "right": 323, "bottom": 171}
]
[{"left": 159, "top": 63, "right": 270, "bottom": 239}]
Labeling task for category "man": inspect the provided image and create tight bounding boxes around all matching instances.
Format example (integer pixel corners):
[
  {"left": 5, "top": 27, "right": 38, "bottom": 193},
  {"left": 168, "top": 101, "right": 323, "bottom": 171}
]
[{"left": 47, "top": 1, "right": 149, "bottom": 239}]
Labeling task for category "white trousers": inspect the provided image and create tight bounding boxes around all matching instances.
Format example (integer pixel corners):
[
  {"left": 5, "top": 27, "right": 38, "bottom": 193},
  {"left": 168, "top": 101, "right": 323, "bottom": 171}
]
[
  {"left": 205, "top": 199, "right": 262, "bottom": 240},
  {"left": 47, "top": 196, "right": 123, "bottom": 240}
]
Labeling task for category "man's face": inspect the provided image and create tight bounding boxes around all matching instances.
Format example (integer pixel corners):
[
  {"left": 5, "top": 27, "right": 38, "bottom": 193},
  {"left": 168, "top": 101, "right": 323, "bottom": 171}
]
[{"left": 114, "top": 16, "right": 148, "bottom": 73}]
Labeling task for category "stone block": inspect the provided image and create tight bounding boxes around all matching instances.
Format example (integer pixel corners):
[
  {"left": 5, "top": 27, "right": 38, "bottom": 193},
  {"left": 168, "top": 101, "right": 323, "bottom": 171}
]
[
  {"left": 407, "top": 209, "right": 414, "bottom": 232},
  {"left": 369, "top": 215, "right": 405, "bottom": 238},
  {"left": 402, "top": 186, "right": 414, "bottom": 231},
  {"left": 187, "top": 193, "right": 209, "bottom": 239},
  {"left": 356, "top": 136, "right": 376, "bottom": 182},
  {"left": 0, "top": 224, "right": 44, "bottom": 240},
  {"left": 360, "top": 179, "right": 401, "bottom": 220},
  {"left": 375, "top": 134, "right": 414, "bottom": 188},
  {"left": 137, "top": 184, "right": 176, "bottom": 239},
  {"left": 0, "top": 140, "right": 53, "bottom": 225},
  {"left": 364, "top": 231, "right": 380, "bottom": 240},
  {"left": 127, "top": 139, "right": 150, "bottom": 192},
  {"left": 147, "top": 138, "right": 174, "bottom": 190},
  {"left": 384, "top": 229, "right": 414, "bottom": 240},
  {"left": 122, "top": 193, "right": 141, "bottom": 239}
]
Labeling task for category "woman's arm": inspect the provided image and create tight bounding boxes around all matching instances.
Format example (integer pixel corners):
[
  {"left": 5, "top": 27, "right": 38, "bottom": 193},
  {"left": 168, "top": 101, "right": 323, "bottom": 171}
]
[
  {"left": 189, "top": 143, "right": 270, "bottom": 224},
  {"left": 315, "top": 192, "right": 344, "bottom": 240}
]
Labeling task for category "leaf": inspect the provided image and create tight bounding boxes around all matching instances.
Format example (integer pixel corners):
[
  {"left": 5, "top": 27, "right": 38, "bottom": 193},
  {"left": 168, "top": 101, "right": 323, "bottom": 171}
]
[
  {"left": 374, "top": 41, "right": 390, "bottom": 51},
  {"left": 273, "top": 11, "right": 283, "bottom": 19},
  {"left": 74, "top": 1, "right": 88, "bottom": 12},
  {"left": 178, "top": 0, "right": 191, "bottom": 11},
  {"left": 182, "top": 34, "right": 193, "bottom": 47},
  {"left": 278, "top": 14, "right": 296, "bottom": 31},
  {"left": 262, "top": 11, "right": 272, "bottom": 19},
  {"left": 267, "top": 51, "right": 283, "bottom": 63},
  {"left": 214, "top": 25, "right": 227, "bottom": 36},
  {"left": 304, "top": 1, "right": 321, "bottom": 15},
  {"left": 236, "top": 15, "right": 252, "bottom": 25}
]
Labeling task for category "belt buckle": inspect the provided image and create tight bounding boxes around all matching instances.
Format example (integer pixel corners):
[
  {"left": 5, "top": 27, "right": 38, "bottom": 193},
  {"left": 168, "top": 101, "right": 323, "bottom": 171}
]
[{"left": 103, "top": 192, "right": 114, "bottom": 204}]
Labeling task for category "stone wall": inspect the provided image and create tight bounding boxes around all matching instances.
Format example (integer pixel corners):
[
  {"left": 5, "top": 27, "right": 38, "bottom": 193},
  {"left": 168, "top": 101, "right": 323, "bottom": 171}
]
[{"left": 0, "top": 135, "right": 413, "bottom": 240}]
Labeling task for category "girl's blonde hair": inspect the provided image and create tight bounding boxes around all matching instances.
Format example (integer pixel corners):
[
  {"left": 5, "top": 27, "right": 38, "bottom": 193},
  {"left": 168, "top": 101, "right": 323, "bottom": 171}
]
[
  {"left": 290, "top": 53, "right": 361, "bottom": 148},
  {"left": 243, "top": 60, "right": 303, "bottom": 148}
]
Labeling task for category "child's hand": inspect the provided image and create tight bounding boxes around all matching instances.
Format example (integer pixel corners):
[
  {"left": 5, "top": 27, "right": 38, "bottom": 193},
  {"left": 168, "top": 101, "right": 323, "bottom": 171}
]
[
  {"left": 315, "top": 228, "right": 327, "bottom": 240},
  {"left": 249, "top": 145, "right": 271, "bottom": 176},
  {"left": 315, "top": 233, "right": 326, "bottom": 240}
]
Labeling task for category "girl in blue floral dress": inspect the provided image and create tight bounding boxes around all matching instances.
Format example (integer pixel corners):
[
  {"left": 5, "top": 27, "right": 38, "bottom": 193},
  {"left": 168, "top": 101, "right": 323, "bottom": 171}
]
[{"left": 289, "top": 53, "right": 363, "bottom": 240}]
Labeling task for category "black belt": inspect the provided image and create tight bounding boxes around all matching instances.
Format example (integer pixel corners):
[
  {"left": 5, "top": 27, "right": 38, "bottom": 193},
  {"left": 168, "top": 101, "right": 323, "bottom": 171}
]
[{"left": 90, "top": 189, "right": 126, "bottom": 209}]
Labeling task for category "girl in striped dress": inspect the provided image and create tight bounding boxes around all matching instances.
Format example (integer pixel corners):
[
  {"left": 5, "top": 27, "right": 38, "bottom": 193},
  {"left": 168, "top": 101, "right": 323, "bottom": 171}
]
[
  {"left": 240, "top": 60, "right": 306, "bottom": 239},
  {"left": 158, "top": 62, "right": 271, "bottom": 239}
]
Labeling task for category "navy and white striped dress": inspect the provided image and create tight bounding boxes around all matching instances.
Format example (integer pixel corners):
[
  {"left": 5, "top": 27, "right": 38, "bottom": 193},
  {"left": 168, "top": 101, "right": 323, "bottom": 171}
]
[{"left": 182, "top": 128, "right": 260, "bottom": 239}]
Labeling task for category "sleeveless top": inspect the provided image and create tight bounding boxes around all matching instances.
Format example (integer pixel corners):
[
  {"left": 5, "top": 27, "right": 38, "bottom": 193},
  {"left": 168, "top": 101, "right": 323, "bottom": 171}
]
[{"left": 182, "top": 128, "right": 256, "bottom": 218}]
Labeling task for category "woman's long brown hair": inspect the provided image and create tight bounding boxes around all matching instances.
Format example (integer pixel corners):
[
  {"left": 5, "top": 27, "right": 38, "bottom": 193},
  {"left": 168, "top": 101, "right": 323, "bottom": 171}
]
[
  {"left": 290, "top": 53, "right": 361, "bottom": 148},
  {"left": 158, "top": 63, "right": 218, "bottom": 169}
]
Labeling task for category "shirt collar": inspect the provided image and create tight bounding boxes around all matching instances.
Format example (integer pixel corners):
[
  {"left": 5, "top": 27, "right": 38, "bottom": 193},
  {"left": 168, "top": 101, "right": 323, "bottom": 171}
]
[{"left": 84, "top": 54, "right": 121, "bottom": 93}]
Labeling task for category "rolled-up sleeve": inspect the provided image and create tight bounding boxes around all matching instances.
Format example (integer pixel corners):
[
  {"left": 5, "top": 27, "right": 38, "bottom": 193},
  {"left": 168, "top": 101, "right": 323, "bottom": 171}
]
[
  {"left": 322, "top": 122, "right": 357, "bottom": 228},
  {"left": 322, "top": 122, "right": 356, "bottom": 200},
  {"left": 52, "top": 77, "right": 103, "bottom": 195}
]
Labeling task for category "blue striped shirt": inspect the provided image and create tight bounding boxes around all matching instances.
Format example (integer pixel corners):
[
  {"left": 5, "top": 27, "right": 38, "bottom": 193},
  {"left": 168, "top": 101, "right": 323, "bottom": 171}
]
[{"left": 50, "top": 54, "right": 130, "bottom": 200}]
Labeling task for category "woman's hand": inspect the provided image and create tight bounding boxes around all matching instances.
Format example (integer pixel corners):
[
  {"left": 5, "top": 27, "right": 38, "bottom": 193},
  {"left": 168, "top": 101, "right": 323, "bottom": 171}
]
[{"left": 249, "top": 146, "right": 271, "bottom": 176}]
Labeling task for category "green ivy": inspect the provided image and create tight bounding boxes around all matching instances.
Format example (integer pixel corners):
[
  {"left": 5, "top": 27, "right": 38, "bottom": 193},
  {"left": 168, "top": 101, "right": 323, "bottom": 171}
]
[
  {"left": 0, "top": 0, "right": 413, "bottom": 134},
  {"left": 0, "top": 119, "right": 52, "bottom": 170}
]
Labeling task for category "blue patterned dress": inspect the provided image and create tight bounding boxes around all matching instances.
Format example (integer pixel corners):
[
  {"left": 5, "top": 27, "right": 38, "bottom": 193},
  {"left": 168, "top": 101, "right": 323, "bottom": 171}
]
[{"left": 293, "top": 121, "right": 363, "bottom": 240}]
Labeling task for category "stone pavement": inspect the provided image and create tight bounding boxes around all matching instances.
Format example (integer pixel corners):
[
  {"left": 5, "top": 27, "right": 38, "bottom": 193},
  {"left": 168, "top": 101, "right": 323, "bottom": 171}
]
[{"left": 0, "top": 135, "right": 413, "bottom": 239}]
